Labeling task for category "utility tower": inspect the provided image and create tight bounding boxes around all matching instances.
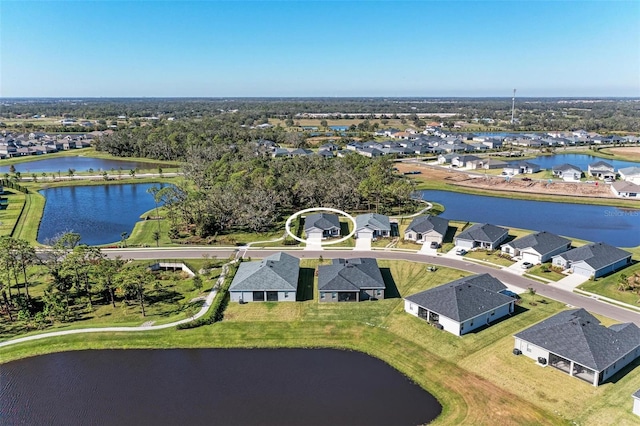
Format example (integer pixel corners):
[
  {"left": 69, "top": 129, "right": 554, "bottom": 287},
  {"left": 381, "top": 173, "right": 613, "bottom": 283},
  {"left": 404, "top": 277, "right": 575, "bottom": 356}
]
[{"left": 510, "top": 89, "right": 517, "bottom": 124}]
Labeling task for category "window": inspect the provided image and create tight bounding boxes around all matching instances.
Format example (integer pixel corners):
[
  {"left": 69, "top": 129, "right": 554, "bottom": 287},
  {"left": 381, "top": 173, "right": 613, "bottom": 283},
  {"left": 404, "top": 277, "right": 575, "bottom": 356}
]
[
  {"left": 376, "top": 290, "right": 381, "bottom": 296},
  {"left": 284, "top": 292, "right": 289, "bottom": 298},
  {"left": 526, "top": 343, "right": 532, "bottom": 352},
  {"left": 470, "top": 321, "right": 474, "bottom": 326},
  {"left": 332, "top": 292, "right": 337, "bottom": 299},
  {"left": 321, "top": 293, "right": 325, "bottom": 299},
  {"left": 491, "top": 311, "right": 495, "bottom": 316}
]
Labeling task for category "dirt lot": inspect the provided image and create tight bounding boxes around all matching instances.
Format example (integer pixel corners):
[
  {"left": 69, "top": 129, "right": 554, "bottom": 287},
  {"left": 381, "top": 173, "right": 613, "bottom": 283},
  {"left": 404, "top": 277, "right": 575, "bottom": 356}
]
[
  {"left": 601, "top": 147, "right": 640, "bottom": 161},
  {"left": 395, "top": 161, "right": 617, "bottom": 199}
]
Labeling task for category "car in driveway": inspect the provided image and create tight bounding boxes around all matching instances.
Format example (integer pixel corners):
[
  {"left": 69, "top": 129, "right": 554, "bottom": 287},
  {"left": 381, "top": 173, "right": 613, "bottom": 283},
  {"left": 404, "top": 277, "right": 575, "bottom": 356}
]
[
  {"left": 455, "top": 248, "right": 467, "bottom": 256},
  {"left": 521, "top": 262, "right": 534, "bottom": 269},
  {"left": 430, "top": 241, "right": 439, "bottom": 249}
]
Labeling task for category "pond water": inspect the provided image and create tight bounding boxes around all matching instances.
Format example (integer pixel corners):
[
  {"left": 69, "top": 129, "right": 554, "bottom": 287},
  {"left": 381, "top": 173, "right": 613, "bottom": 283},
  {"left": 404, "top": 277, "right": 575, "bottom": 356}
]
[
  {"left": 0, "top": 156, "right": 165, "bottom": 174},
  {"left": 421, "top": 190, "right": 640, "bottom": 247},
  {"left": 37, "top": 183, "right": 165, "bottom": 245},
  {"left": 506, "top": 153, "right": 639, "bottom": 171},
  {"left": 0, "top": 349, "right": 442, "bottom": 426}
]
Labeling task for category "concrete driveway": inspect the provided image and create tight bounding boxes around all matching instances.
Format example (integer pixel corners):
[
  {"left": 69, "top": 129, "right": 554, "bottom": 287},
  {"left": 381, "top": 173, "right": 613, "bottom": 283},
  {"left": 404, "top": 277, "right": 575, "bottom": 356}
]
[
  {"left": 550, "top": 273, "right": 590, "bottom": 291},
  {"left": 354, "top": 237, "right": 372, "bottom": 251}
]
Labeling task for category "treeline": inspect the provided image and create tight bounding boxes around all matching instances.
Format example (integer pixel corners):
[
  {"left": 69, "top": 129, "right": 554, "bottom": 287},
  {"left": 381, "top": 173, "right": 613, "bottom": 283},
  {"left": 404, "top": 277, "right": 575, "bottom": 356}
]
[
  {"left": 0, "top": 233, "right": 183, "bottom": 329},
  {"left": 3, "top": 98, "right": 639, "bottom": 133},
  {"left": 94, "top": 116, "right": 288, "bottom": 160},
  {"left": 159, "top": 152, "right": 414, "bottom": 238}
]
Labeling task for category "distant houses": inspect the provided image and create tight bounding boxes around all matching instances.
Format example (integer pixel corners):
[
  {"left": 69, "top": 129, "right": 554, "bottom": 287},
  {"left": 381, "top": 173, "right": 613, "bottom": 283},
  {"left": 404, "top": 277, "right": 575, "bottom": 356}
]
[
  {"left": 514, "top": 308, "right": 640, "bottom": 386},
  {"left": 318, "top": 258, "right": 386, "bottom": 302},
  {"left": 503, "top": 161, "right": 541, "bottom": 176},
  {"left": 404, "top": 273, "right": 516, "bottom": 336}
]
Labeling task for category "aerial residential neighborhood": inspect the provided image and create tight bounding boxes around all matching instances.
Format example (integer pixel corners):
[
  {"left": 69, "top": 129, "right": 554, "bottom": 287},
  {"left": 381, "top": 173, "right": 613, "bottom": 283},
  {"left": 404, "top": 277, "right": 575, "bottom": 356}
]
[{"left": 2, "top": 0, "right": 640, "bottom": 422}]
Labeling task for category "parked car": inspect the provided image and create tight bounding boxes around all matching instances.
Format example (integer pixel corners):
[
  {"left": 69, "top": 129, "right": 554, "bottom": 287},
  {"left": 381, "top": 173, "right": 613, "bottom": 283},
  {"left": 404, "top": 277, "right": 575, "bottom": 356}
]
[
  {"left": 522, "top": 177, "right": 532, "bottom": 181},
  {"left": 521, "top": 262, "right": 533, "bottom": 269},
  {"left": 455, "top": 248, "right": 467, "bottom": 256},
  {"left": 430, "top": 241, "right": 439, "bottom": 249}
]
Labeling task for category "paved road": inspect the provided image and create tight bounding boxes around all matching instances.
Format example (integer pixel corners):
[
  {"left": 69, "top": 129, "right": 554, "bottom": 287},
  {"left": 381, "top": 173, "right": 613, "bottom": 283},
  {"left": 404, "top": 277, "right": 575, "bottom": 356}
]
[{"left": 105, "top": 247, "right": 640, "bottom": 325}]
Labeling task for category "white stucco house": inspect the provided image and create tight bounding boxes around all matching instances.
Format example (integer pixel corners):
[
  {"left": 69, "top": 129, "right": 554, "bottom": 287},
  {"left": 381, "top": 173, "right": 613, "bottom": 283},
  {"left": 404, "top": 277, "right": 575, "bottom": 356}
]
[
  {"left": 633, "top": 390, "right": 640, "bottom": 416},
  {"left": 618, "top": 166, "right": 640, "bottom": 184},
  {"left": 404, "top": 274, "right": 516, "bottom": 336},
  {"left": 514, "top": 309, "right": 640, "bottom": 386},
  {"left": 611, "top": 181, "right": 640, "bottom": 198}
]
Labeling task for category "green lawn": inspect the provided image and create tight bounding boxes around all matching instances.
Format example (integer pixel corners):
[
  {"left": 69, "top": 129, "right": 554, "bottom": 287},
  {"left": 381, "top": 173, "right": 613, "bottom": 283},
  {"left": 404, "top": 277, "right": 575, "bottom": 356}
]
[
  {"left": 0, "top": 189, "right": 25, "bottom": 237},
  {"left": 526, "top": 264, "right": 567, "bottom": 282},
  {"left": 464, "top": 249, "right": 516, "bottom": 267},
  {"left": 578, "top": 262, "right": 640, "bottom": 308}
]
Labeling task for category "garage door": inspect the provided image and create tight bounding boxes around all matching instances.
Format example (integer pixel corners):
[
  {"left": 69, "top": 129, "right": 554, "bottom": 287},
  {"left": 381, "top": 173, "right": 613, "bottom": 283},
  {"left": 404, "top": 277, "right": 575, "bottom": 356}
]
[
  {"left": 522, "top": 252, "right": 540, "bottom": 264},
  {"left": 572, "top": 265, "right": 593, "bottom": 277}
]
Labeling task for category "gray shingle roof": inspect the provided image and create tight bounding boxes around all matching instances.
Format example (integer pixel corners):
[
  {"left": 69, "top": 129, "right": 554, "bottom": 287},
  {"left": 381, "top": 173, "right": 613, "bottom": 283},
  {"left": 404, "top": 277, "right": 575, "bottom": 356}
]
[
  {"left": 406, "top": 215, "right": 449, "bottom": 236},
  {"left": 318, "top": 258, "right": 385, "bottom": 292},
  {"left": 456, "top": 223, "right": 508, "bottom": 244},
  {"left": 514, "top": 309, "right": 640, "bottom": 371},
  {"left": 589, "top": 161, "right": 613, "bottom": 170},
  {"left": 355, "top": 213, "right": 391, "bottom": 232},
  {"left": 554, "top": 242, "right": 632, "bottom": 270},
  {"left": 304, "top": 213, "right": 340, "bottom": 232},
  {"left": 552, "top": 163, "right": 581, "bottom": 172},
  {"left": 405, "top": 274, "right": 512, "bottom": 322},
  {"left": 229, "top": 252, "right": 299, "bottom": 292},
  {"left": 505, "top": 231, "right": 571, "bottom": 255},
  {"left": 634, "top": 389, "right": 640, "bottom": 399},
  {"left": 619, "top": 166, "right": 640, "bottom": 176},
  {"left": 612, "top": 181, "right": 640, "bottom": 193}
]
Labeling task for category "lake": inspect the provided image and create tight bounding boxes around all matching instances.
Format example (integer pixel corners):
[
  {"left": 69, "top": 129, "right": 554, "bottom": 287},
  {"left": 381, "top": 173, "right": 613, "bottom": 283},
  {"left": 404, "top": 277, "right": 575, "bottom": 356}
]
[
  {"left": 37, "top": 183, "right": 165, "bottom": 245},
  {"left": 0, "top": 349, "right": 442, "bottom": 426},
  {"left": 421, "top": 190, "right": 640, "bottom": 247},
  {"left": 0, "top": 156, "right": 166, "bottom": 174},
  {"left": 506, "top": 153, "right": 639, "bottom": 171}
]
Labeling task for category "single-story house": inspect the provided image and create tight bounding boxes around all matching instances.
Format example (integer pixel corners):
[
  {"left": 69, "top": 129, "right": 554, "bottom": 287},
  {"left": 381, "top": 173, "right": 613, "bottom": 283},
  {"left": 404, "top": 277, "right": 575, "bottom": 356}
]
[
  {"left": 304, "top": 213, "right": 341, "bottom": 239},
  {"left": 633, "top": 389, "right": 640, "bottom": 416},
  {"left": 477, "top": 158, "right": 508, "bottom": 170},
  {"left": 551, "top": 242, "right": 632, "bottom": 278},
  {"left": 588, "top": 161, "right": 615, "bottom": 180},
  {"left": 455, "top": 223, "right": 509, "bottom": 250},
  {"left": 404, "top": 273, "right": 516, "bottom": 336},
  {"left": 503, "top": 161, "right": 541, "bottom": 175},
  {"left": 611, "top": 181, "right": 640, "bottom": 198},
  {"left": 451, "top": 154, "right": 481, "bottom": 168},
  {"left": 514, "top": 308, "right": 640, "bottom": 386},
  {"left": 552, "top": 163, "right": 582, "bottom": 181},
  {"left": 318, "top": 258, "right": 386, "bottom": 302},
  {"left": 355, "top": 213, "right": 391, "bottom": 240},
  {"left": 618, "top": 166, "right": 640, "bottom": 185},
  {"left": 404, "top": 215, "right": 449, "bottom": 245},
  {"left": 229, "top": 252, "right": 300, "bottom": 303},
  {"left": 501, "top": 231, "right": 571, "bottom": 264}
]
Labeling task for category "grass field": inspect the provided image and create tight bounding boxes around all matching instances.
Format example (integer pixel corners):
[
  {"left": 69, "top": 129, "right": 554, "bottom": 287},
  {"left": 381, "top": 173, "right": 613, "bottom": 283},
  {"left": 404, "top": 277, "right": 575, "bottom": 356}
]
[
  {"left": 3, "top": 258, "right": 640, "bottom": 424},
  {"left": 578, "top": 262, "right": 640, "bottom": 308},
  {"left": 0, "top": 189, "right": 26, "bottom": 237}
]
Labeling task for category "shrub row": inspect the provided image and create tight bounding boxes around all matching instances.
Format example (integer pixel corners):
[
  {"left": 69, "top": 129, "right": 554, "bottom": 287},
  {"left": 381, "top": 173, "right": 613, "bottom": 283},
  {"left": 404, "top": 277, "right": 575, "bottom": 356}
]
[{"left": 176, "top": 263, "right": 237, "bottom": 330}]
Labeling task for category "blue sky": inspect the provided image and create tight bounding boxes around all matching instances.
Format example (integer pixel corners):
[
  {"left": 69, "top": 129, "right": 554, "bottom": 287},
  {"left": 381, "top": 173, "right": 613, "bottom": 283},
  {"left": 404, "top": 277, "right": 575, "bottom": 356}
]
[{"left": 1, "top": 1, "right": 639, "bottom": 97}]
